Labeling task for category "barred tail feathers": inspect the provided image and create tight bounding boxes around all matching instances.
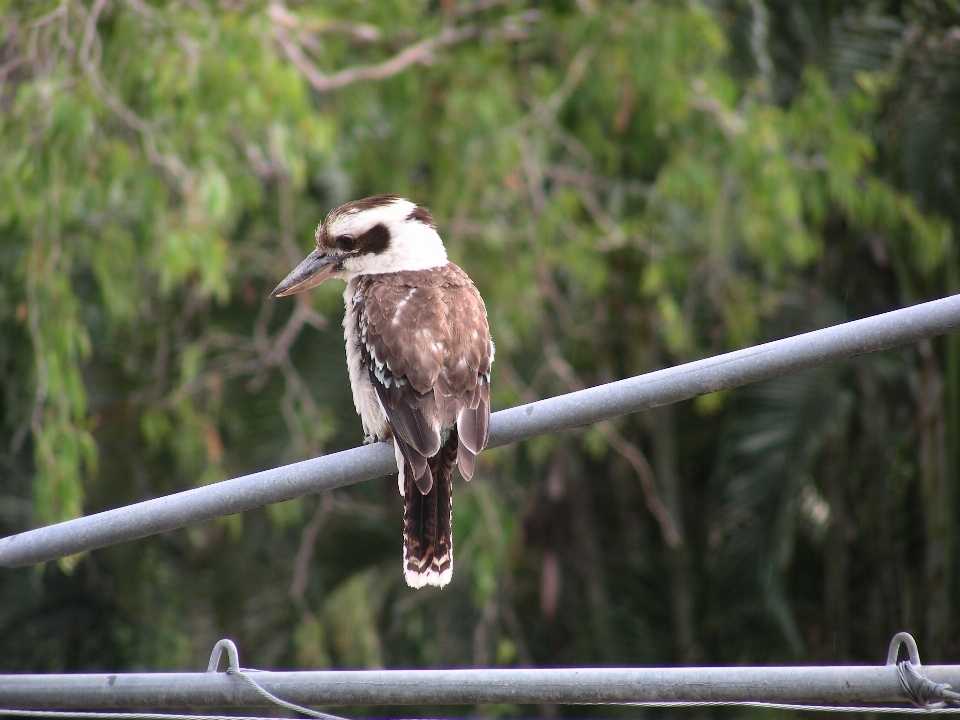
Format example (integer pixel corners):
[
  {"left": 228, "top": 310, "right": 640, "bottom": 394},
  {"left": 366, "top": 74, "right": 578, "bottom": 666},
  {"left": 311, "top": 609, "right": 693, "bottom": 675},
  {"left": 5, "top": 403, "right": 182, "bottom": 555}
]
[{"left": 402, "top": 429, "right": 457, "bottom": 588}]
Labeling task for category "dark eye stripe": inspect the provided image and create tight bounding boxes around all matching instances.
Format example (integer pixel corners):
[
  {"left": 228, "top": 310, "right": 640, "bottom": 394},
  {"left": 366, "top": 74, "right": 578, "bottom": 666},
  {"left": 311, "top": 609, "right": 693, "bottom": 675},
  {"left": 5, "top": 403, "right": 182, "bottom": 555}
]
[{"left": 357, "top": 223, "right": 390, "bottom": 254}]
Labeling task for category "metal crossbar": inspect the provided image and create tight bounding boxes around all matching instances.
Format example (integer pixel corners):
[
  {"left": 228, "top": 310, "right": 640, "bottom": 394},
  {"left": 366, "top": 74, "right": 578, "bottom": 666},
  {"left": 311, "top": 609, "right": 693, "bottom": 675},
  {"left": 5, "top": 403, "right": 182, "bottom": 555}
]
[
  {"left": 0, "top": 294, "right": 958, "bottom": 568},
  {"left": 2, "top": 661, "right": 959, "bottom": 708},
  {"left": 0, "top": 579, "right": 957, "bottom": 714}
]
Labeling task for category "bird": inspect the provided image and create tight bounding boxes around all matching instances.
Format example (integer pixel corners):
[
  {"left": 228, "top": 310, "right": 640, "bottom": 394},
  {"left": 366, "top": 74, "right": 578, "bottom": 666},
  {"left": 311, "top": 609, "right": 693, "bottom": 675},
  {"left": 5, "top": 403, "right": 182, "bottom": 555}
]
[{"left": 270, "top": 195, "right": 493, "bottom": 588}]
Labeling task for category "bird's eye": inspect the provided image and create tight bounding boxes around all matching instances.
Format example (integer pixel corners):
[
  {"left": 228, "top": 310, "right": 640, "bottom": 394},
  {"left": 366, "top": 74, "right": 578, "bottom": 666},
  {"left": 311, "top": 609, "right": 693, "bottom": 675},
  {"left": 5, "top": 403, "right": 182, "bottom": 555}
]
[{"left": 335, "top": 234, "right": 356, "bottom": 251}]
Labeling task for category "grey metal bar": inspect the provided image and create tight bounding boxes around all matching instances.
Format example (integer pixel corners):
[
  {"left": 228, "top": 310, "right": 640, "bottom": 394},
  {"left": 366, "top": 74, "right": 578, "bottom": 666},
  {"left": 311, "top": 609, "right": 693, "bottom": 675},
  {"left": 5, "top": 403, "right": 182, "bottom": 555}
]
[
  {"left": 0, "top": 664, "right": 956, "bottom": 708},
  {"left": 1, "top": 294, "right": 958, "bottom": 568}
]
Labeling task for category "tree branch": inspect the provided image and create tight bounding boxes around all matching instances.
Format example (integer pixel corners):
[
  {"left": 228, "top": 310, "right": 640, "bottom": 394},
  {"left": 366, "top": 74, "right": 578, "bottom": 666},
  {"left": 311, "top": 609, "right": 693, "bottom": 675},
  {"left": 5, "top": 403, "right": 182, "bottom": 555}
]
[
  {"left": 290, "top": 493, "right": 335, "bottom": 624},
  {"left": 272, "top": 13, "right": 478, "bottom": 93}
]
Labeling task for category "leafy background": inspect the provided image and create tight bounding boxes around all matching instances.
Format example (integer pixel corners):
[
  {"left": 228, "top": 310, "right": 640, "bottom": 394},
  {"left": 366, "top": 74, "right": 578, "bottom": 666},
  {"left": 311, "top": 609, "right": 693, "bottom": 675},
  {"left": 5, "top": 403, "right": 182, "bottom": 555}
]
[{"left": 1, "top": 0, "right": 959, "bottom": 715}]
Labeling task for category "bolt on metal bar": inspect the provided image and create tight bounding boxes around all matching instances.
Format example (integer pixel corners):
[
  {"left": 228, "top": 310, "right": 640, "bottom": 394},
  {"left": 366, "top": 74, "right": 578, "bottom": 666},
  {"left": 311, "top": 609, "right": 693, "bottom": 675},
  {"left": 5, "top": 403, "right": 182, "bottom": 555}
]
[
  {"left": 0, "top": 294, "right": 958, "bottom": 568},
  {"left": 1, "top": 665, "right": 959, "bottom": 708}
]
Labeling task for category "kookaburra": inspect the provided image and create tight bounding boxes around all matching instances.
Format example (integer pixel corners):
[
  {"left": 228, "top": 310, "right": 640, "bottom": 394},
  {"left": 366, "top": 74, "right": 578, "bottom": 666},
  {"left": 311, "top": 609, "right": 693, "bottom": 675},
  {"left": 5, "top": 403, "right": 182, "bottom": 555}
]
[{"left": 270, "top": 195, "right": 493, "bottom": 589}]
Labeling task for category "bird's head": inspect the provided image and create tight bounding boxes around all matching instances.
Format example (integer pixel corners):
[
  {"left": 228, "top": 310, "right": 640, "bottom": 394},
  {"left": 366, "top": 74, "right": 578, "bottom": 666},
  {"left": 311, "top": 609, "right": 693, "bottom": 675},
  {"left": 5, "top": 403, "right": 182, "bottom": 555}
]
[{"left": 270, "top": 194, "right": 447, "bottom": 298}]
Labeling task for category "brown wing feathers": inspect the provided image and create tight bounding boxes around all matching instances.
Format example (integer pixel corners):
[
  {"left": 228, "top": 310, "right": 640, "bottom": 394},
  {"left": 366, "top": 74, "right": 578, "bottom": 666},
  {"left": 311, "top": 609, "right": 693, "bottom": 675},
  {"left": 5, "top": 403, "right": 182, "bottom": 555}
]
[
  {"left": 358, "top": 264, "right": 491, "bottom": 588},
  {"left": 456, "top": 383, "right": 489, "bottom": 481},
  {"left": 359, "top": 265, "right": 491, "bottom": 487},
  {"left": 373, "top": 380, "right": 436, "bottom": 494}
]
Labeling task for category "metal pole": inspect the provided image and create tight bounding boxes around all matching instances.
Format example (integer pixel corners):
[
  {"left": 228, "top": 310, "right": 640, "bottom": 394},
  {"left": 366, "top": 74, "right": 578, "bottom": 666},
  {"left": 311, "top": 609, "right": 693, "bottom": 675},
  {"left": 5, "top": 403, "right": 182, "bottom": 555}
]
[
  {"left": 1, "top": 294, "right": 959, "bottom": 568},
  {"left": 0, "top": 664, "right": 957, "bottom": 708}
]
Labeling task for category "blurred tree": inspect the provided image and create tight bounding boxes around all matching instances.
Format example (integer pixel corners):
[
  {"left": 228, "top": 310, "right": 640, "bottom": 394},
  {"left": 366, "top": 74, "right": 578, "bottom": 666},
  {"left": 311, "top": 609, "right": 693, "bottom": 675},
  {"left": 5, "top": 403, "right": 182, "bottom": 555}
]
[
  {"left": 713, "top": 0, "right": 960, "bottom": 664},
  {"left": 0, "top": 2, "right": 956, "bottom": 717}
]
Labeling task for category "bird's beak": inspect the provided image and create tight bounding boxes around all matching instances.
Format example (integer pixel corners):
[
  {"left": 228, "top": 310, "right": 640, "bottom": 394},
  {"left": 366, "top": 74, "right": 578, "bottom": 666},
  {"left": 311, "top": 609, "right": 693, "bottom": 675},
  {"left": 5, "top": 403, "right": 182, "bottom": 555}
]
[{"left": 270, "top": 249, "right": 339, "bottom": 298}]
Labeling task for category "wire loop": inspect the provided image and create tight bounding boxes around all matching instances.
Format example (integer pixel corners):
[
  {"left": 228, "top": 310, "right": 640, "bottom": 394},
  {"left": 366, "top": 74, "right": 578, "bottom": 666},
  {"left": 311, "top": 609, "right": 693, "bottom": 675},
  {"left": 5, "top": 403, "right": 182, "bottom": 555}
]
[
  {"left": 885, "top": 632, "right": 960, "bottom": 710},
  {"left": 205, "top": 639, "right": 346, "bottom": 720},
  {"left": 206, "top": 640, "right": 240, "bottom": 674},
  {"left": 888, "top": 632, "right": 923, "bottom": 667}
]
